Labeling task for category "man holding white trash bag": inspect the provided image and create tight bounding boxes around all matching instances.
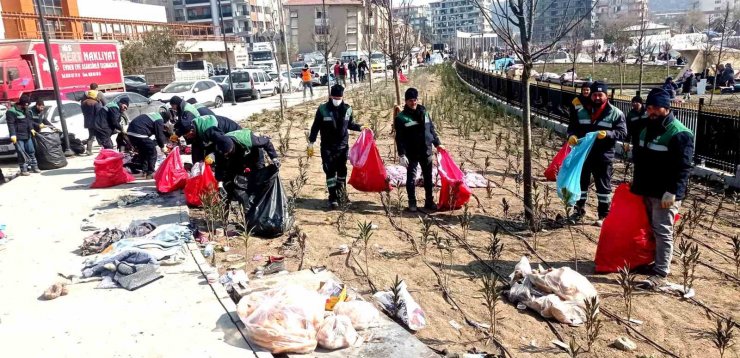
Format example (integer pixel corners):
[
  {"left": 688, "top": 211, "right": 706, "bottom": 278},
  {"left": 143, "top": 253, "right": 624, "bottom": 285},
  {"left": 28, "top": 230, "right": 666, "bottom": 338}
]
[{"left": 631, "top": 88, "right": 694, "bottom": 290}]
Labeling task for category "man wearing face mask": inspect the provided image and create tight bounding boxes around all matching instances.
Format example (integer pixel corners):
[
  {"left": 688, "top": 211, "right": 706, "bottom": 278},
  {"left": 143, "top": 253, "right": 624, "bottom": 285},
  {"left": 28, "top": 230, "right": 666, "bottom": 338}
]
[
  {"left": 307, "top": 84, "right": 365, "bottom": 209},
  {"left": 632, "top": 88, "right": 694, "bottom": 290},
  {"left": 395, "top": 88, "right": 443, "bottom": 212},
  {"left": 566, "top": 81, "right": 627, "bottom": 226},
  {"left": 211, "top": 129, "right": 279, "bottom": 206}
]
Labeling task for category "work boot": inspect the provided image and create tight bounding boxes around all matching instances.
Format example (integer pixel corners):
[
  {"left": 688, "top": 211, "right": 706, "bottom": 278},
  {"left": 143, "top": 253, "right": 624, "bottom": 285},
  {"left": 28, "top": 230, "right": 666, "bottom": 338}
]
[
  {"left": 20, "top": 171, "right": 30, "bottom": 176},
  {"left": 636, "top": 274, "right": 668, "bottom": 291},
  {"left": 32, "top": 167, "right": 41, "bottom": 174},
  {"left": 569, "top": 206, "right": 586, "bottom": 223},
  {"left": 85, "top": 139, "right": 94, "bottom": 156},
  {"left": 424, "top": 202, "right": 438, "bottom": 211},
  {"left": 144, "top": 173, "right": 153, "bottom": 180},
  {"left": 329, "top": 201, "right": 339, "bottom": 210},
  {"left": 595, "top": 219, "right": 604, "bottom": 227}
]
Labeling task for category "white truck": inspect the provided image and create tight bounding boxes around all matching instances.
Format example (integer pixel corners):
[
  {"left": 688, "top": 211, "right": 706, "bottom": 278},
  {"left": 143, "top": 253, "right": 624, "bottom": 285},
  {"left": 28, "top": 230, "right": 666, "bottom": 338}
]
[
  {"left": 144, "top": 60, "right": 214, "bottom": 92},
  {"left": 250, "top": 42, "right": 277, "bottom": 73}
]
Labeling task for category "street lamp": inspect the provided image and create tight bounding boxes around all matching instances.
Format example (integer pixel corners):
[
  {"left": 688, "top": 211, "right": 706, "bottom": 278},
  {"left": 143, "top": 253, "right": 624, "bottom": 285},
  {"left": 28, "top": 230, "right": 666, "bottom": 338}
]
[
  {"left": 34, "top": 0, "right": 74, "bottom": 157},
  {"left": 218, "top": 0, "right": 237, "bottom": 106}
]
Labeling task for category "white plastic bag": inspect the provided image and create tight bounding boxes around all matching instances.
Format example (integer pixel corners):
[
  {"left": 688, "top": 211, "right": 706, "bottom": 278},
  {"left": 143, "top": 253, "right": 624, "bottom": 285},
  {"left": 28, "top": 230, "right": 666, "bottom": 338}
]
[
  {"left": 239, "top": 285, "right": 325, "bottom": 354},
  {"left": 317, "top": 314, "right": 360, "bottom": 350},
  {"left": 373, "top": 280, "right": 427, "bottom": 331},
  {"left": 529, "top": 267, "right": 598, "bottom": 304},
  {"left": 333, "top": 300, "right": 380, "bottom": 330}
]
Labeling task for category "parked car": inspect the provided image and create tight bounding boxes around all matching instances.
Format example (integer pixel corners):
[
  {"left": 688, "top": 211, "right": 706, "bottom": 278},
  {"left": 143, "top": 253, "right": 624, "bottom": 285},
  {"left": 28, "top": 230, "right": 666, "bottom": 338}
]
[
  {"left": 310, "top": 66, "right": 329, "bottom": 85},
  {"left": 149, "top": 80, "right": 224, "bottom": 108},
  {"left": 227, "top": 68, "right": 275, "bottom": 100},
  {"left": 23, "top": 88, "right": 87, "bottom": 103},
  {"left": 124, "top": 78, "right": 150, "bottom": 97},
  {"left": 0, "top": 100, "right": 89, "bottom": 159},
  {"left": 267, "top": 71, "right": 302, "bottom": 93},
  {"left": 124, "top": 75, "right": 146, "bottom": 83},
  {"left": 209, "top": 75, "right": 230, "bottom": 93},
  {"left": 104, "top": 92, "right": 166, "bottom": 125}
]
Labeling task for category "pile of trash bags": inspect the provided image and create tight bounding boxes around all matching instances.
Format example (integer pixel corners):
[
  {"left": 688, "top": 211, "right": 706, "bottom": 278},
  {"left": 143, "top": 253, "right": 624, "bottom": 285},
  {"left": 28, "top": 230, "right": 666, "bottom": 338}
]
[
  {"left": 507, "top": 257, "right": 598, "bottom": 326},
  {"left": 34, "top": 131, "right": 67, "bottom": 170},
  {"left": 234, "top": 165, "right": 292, "bottom": 238}
]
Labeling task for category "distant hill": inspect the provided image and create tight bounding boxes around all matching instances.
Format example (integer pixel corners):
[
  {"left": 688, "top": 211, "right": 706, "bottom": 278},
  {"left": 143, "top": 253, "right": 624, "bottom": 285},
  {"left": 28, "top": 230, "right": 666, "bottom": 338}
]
[{"left": 650, "top": 0, "right": 693, "bottom": 13}]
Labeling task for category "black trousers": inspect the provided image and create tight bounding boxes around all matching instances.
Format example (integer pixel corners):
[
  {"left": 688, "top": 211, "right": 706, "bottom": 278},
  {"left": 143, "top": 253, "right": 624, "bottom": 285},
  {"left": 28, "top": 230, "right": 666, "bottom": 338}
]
[
  {"left": 129, "top": 136, "right": 158, "bottom": 174},
  {"left": 95, "top": 131, "right": 114, "bottom": 150},
  {"left": 406, "top": 154, "right": 434, "bottom": 206},
  {"left": 576, "top": 157, "right": 613, "bottom": 219},
  {"left": 321, "top": 148, "right": 348, "bottom": 202}
]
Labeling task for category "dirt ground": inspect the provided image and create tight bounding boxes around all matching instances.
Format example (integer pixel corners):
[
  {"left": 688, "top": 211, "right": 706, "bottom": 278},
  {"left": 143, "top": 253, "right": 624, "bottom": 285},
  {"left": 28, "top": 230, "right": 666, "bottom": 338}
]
[{"left": 197, "top": 65, "right": 740, "bottom": 357}]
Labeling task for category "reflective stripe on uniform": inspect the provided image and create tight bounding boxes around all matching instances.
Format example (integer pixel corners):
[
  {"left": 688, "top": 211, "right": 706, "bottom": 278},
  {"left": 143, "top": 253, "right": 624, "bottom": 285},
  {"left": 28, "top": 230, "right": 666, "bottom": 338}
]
[
  {"left": 595, "top": 121, "right": 613, "bottom": 128},
  {"left": 323, "top": 116, "right": 333, "bottom": 122},
  {"left": 126, "top": 132, "right": 149, "bottom": 139},
  {"left": 596, "top": 193, "right": 612, "bottom": 203},
  {"left": 405, "top": 121, "right": 419, "bottom": 127},
  {"left": 580, "top": 191, "right": 588, "bottom": 200},
  {"left": 647, "top": 142, "right": 669, "bottom": 151},
  {"left": 337, "top": 176, "right": 346, "bottom": 181},
  {"left": 578, "top": 119, "right": 591, "bottom": 124},
  {"left": 327, "top": 178, "right": 337, "bottom": 187}
]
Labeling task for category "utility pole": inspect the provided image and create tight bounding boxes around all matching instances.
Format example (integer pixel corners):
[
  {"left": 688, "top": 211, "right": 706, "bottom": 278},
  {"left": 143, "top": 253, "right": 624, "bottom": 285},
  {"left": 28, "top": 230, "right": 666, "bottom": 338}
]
[
  {"left": 34, "top": 0, "right": 73, "bottom": 156},
  {"left": 278, "top": 0, "right": 292, "bottom": 93},
  {"left": 218, "top": 0, "right": 237, "bottom": 105}
]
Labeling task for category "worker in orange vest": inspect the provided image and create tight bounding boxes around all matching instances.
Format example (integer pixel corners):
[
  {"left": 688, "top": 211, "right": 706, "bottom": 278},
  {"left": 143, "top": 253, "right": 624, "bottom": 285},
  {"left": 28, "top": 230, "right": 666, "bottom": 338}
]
[{"left": 301, "top": 64, "right": 314, "bottom": 99}]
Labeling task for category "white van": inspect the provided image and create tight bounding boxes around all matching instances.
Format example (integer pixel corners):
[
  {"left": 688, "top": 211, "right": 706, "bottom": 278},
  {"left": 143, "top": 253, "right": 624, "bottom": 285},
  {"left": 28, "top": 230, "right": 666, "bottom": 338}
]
[{"left": 228, "top": 68, "right": 276, "bottom": 100}]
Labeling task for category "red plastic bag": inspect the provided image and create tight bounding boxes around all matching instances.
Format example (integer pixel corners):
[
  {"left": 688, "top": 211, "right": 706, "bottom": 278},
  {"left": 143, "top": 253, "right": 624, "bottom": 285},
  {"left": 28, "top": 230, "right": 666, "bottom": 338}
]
[
  {"left": 544, "top": 142, "right": 572, "bottom": 181},
  {"left": 154, "top": 147, "right": 189, "bottom": 193},
  {"left": 90, "top": 149, "right": 136, "bottom": 188},
  {"left": 399, "top": 72, "right": 409, "bottom": 83},
  {"left": 437, "top": 149, "right": 471, "bottom": 211},
  {"left": 349, "top": 129, "right": 391, "bottom": 192},
  {"left": 594, "top": 184, "right": 655, "bottom": 273},
  {"left": 184, "top": 163, "right": 218, "bottom": 207}
]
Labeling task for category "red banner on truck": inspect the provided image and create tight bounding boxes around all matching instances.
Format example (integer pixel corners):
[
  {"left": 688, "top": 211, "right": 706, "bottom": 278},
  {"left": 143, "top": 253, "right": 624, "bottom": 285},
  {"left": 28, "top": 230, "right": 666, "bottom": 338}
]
[{"left": 33, "top": 42, "right": 123, "bottom": 89}]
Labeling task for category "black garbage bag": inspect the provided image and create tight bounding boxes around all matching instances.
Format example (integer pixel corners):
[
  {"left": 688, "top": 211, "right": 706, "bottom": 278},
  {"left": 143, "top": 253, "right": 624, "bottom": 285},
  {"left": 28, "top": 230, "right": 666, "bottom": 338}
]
[
  {"left": 34, "top": 132, "right": 68, "bottom": 170},
  {"left": 233, "top": 165, "right": 292, "bottom": 238},
  {"left": 68, "top": 133, "right": 86, "bottom": 155}
]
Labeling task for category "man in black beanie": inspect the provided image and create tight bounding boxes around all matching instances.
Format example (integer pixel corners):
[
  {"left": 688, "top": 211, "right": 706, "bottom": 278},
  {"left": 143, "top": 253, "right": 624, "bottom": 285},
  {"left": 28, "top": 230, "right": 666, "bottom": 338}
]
[
  {"left": 6, "top": 95, "right": 38, "bottom": 175},
  {"left": 633, "top": 88, "right": 694, "bottom": 290},
  {"left": 395, "top": 87, "right": 443, "bottom": 212},
  {"left": 169, "top": 95, "right": 200, "bottom": 131},
  {"left": 566, "top": 81, "right": 627, "bottom": 226},
  {"left": 95, "top": 96, "right": 128, "bottom": 149},
  {"left": 308, "top": 84, "right": 365, "bottom": 209}
]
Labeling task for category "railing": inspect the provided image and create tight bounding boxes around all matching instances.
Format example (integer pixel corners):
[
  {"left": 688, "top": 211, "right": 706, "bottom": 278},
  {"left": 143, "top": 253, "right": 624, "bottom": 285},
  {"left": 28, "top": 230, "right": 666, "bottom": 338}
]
[{"left": 455, "top": 63, "right": 740, "bottom": 175}]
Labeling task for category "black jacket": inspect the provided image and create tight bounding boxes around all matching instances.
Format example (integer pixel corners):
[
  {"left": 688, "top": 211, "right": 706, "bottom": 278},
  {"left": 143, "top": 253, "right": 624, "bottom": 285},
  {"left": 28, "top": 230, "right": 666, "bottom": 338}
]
[
  {"left": 631, "top": 112, "right": 694, "bottom": 200},
  {"left": 626, "top": 107, "right": 648, "bottom": 145},
  {"left": 566, "top": 101, "right": 627, "bottom": 161},
  {"left": 197, "top": 106, "right": 216, "bottom": 117},
  {"left": 190, "top": 115, "right": 242, "bottom": 163},
  {"left": 216, "top": 133, "right": 277, "bottom": 182},
  {"left": 127, "top": 114, "right": 168, "bottom": 148},
  {"left": 358, "top": 61, "right": 368, "bottom": 71},
  {"left": 394, "top": 104, "right": 441, "bottom": 158},
  {"left": 348, "top": 62, "right": 357, "bottom": 72},
  {"left": 6, "top": 106, "right": 33, "bottom": 140},
  {"left": 95, "top": 103, "right": 123, "bottom": 136},
  {"left": 29, "top": 107, "right": 52, "bottom": 131},
  {"left": 81, "top": 98, "right": 101, "bottom": 129},
  {"left": 309, "top": 101, "right": 361, "bottom": 150}
]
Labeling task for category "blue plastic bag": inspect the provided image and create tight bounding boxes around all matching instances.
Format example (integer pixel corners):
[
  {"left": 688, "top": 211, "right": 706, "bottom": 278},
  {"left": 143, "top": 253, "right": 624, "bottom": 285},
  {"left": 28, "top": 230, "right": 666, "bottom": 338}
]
[{"left": 557, "top": 132, "right": 598, "bottom": 206}]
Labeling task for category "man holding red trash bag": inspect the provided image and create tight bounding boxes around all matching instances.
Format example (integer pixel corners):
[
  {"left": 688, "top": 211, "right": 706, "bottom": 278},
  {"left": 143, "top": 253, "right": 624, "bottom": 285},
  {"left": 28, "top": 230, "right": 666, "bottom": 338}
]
[
  {"left": 127, "top": 110, "right": 171, "bottom": 179},
  {"left": 632, "top": 88, "right": 694, "bottom": 290},
  {"left": 307, "top": 84, "right": 366, "bottom": 209},
  {"left": 567, "top": 81, "right": 627, "bottom": 226},
  {"left": 395, "top": 87, "right": 444, "bottom": 212}
]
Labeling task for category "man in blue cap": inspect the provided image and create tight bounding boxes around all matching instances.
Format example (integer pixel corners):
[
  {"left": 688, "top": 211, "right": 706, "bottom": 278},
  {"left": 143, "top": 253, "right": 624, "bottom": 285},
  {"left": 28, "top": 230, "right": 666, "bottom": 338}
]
[
  {"left": 633, "top": 88, "right": 694, "bottom": 290},
  {"left": 567, "top": 81, "right": 627, "bottom": 226}
]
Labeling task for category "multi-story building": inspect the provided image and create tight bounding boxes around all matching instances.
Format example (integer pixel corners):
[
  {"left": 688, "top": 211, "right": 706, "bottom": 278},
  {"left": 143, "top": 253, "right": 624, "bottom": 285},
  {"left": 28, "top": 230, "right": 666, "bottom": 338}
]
[
  {"left": 595, "top": 0, "right": 648, "bottom": 25},
  {"left": 392, "top": 5, "right": 431, "bottom": 36},
  {"left": 284, "top": 0, "right": 373, "bottom": 56},
  {"left": 532, "top": 0, "right": 596, "bottom": 43},
  {"left": 169, "top": 0, "right": 252, "bottom": 42},
  {"left": 693, "top": 0, "right": 739, "bottom": 13},
  {"left": 429, "top": 0, "right": 492, "bottom": 42}
]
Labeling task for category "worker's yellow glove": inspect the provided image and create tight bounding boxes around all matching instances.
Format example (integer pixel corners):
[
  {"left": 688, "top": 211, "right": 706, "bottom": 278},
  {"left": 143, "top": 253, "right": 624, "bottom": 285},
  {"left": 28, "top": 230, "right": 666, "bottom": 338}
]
[
  {"left": 10, "top": 136, "right": 17, "bottom": 144},
  {"left": 205, "top": 153, "right": 215, "bottom": 165},
  {"left": 597, "top": 130, "right": 607, "bottom": 140},
  {"left": 162, "top": 146, "right": 170, "bottom": 154},
  {"left": 169, "top": 134, "right": 179, "bottom": 143},
  {"left": 39, "top": 124, "right": 46, "bottom": 129},
  {"left": 306, "top": 143, "right": 315, "bottom": 158},
  {"left": 361, "top": 125, "right": 370, "bottom": 131},
  {"left": 568, "top": 135, "right": 578, "bottom": 146},
  {"left": 31, "top": 129, "right": 37, "bottom": 137},
  {"left": 437, "top": 144, "right": 446, "bottom": 151}
]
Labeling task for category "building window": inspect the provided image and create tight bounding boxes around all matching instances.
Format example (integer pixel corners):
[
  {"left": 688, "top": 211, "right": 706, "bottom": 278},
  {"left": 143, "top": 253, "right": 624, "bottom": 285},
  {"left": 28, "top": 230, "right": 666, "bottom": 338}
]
[
  {"left": 291, "top": 11, "right": 298, "bottom": 18},
  {"left": 315, "top": 25, "right": 329, "bottom": 34},
  {"left": 316, "top": 9, "right": 323, "bottom": 19}
]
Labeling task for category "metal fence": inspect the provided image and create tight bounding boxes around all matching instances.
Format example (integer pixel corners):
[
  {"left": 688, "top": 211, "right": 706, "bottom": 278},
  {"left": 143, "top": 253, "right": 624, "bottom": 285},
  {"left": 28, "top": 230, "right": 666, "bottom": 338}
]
[{"left": 456, "top": 63, "right": 740, "bottom": 174}]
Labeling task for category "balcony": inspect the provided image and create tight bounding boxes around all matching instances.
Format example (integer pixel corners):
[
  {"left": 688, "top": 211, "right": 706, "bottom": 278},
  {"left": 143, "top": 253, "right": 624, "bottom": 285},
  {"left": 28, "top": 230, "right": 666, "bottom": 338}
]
[
  {"left": 185, "top": 0, "right": 210, "bottom": 4},
  {"left": 187, "top": 13, "right": 213, "bottom": 20}
]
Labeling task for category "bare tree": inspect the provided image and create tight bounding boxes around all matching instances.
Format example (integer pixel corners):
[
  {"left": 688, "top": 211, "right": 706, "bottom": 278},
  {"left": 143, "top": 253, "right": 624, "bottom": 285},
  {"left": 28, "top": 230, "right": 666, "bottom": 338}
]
[
  {"left": 710, "top": 4, "right": 737, "bottom": 105},
  {"left": 471, "top": 0, "right": 596, "bottom": 224},
  {"left": 317, "top": 0, "right": 341, "bottom": 97},
  {"left": 588, "top": 40, "right": 601, "bottom": 78},
  {"left": 374, "top": 0, "right": 417, "bottom": 106},
  {"left": 363, "top": 0, "right": 375, "bottom": 91},
  {"left": 567, "top": 25, "right": 585, "bottom": 88},
  {"left": 635, "top": 7, "right": 648, "bottom": 95}
]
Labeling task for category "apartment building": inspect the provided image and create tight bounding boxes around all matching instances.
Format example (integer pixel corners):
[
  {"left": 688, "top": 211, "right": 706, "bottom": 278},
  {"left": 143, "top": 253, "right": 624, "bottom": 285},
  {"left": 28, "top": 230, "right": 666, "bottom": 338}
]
[
  {"left": 429, "top": 0, "right": 492, "bottom": 42},
  {"left": 532, "top": 0, "right": 596, "bottom": 42},
  {"left": 169, "top": 0, "right": 252, "bottom": 42},
  {"left": 595, "top": 0, "right": 648, "bottom": 25},
  {"left": 693, "top": 0, "right": 739, "bottom": 13},
  {"left": 392, "top": 4, "right": 431, "bottom": 35},
  {"left": 284, "top": 0, "right": 371, "bottom": 55}
]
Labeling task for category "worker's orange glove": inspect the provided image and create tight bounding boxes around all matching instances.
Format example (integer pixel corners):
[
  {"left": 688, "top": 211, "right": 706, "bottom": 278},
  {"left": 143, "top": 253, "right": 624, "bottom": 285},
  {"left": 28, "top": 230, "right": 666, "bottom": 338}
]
[
  {"left": 597, "top": 130, "right": 607, "bottom": 140},
  {"left": 169, "top": 134, "right": 179, "bottom": 143},
  {"left": 568, "top": 135, "right": 578, "bottom": 146}
]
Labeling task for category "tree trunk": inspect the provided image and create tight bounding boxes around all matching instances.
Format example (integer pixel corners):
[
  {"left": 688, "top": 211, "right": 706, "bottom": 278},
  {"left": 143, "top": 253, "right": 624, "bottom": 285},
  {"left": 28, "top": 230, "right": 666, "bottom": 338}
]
[{"left": 521, "top": 63, "right": 534, "bottom": 224}]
